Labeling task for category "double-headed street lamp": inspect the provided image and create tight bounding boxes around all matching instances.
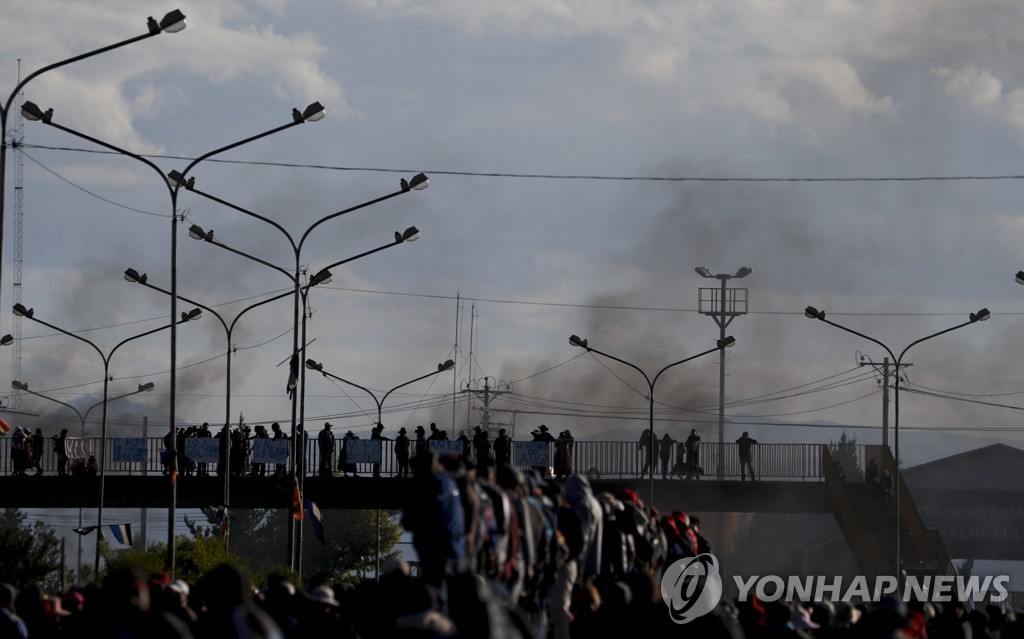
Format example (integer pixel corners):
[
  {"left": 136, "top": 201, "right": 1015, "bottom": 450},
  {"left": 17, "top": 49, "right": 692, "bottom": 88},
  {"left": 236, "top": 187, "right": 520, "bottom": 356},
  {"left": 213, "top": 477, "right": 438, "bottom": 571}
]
[
  {"left": 21, "top": 98, "right": 326, "bottom": 574},
  {"left": 568, "top": 334, "right": 735, "bottom": 507},
  {"left": 183, "top": 177, "right": 427, "bottom": 570},
  {"left": 12, "top": 302, "right": 200, "bottom": 576},
  {"left": 304, "top": 356, "right": 456, "bottom": 578},
  {"left": 0, "top": 9, "right": 186, "bottom": 333},
  {"left": 125, "top": 226, "right": 420, "bottom": 523},
  {"left": 803, "top": 304, "right": 989, "bottom": 578},
  {"left": 11, "top": 379, "right": 154, "bottom": 581}
]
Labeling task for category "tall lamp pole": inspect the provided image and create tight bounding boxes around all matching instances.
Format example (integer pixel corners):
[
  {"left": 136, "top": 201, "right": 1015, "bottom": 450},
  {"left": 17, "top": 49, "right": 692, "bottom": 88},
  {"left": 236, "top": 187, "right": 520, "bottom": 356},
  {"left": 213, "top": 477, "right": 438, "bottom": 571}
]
[
  {"left": 21, "top": 99, "right": 326, "bottom": 574},
  {"left": 568, "top": 334, "right": 735, "bottom": 508},
  {"left": 11, "top": 380, "right": 154, "bottom": 581},
  {"left": 304, "top": 357, "right": 456, "bottom": 578},
  {"left": 695, "top": 266, "right": 751, "bottom": 478},
  {"left": 0, "top": 9, "right": 187, "bottom": 333},
  {"left": 183, "top": 176, "right": 428, "bottom": 569},
  {"left": 12, "top": 302, "right": 200, "bottom": 576},
  {"left": 804, "top": 305, "right": 989, "bottom": 578}
]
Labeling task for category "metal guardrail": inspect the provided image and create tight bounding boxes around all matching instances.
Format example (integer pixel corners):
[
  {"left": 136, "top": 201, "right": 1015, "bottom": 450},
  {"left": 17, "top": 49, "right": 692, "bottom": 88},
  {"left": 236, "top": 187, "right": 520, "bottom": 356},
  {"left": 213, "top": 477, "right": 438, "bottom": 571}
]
[{"left": 0, "top": 437, "right": 829, "bottom": 480}]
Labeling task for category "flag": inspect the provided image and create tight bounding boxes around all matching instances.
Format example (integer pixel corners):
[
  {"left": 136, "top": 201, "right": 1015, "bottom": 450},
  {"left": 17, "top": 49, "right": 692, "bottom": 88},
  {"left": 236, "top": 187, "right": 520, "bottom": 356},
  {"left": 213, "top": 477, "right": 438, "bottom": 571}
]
[
  {"left": 72, "top": 526, "right": 98, "bottom": 536},
  {"left": 0, "top": 418, "right": 10, "bottom": 436},
  {"left": 107, "top": 523, "right": 133, "bottom": 546},
  {"left": 291, "top": 482, "right": 303, "bottom": 521},
  {"left": 202, "top": 505, "right": 231, "bottom": 540},
  {"left": 287, "top": 354, "right": 299, "bottom": 399},
  {"left": 304, "top": 497, "right": 325, "bottom": 544}
]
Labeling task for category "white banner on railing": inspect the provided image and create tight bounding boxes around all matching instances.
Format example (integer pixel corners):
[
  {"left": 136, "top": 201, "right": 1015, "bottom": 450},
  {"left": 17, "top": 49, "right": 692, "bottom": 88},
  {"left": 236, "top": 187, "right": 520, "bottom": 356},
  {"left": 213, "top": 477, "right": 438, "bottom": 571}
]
[
  {"left": 345, "top": 440, "right": 381, "bottom": 464},
  {"left": 251, "top": 439, "right": 290, "bottom": 464},
  {"left": 184, "top": 438, "right": 220, "bottom": 463},
  {"left": 427, "top": 440, "right": 463, "bottom": 456},
  {"left": 112, "top": 438, "right": 148, "bottom": 463},
  {"left": 66, "top": 438, "right": 91, "bottom": 461},
  {"left": 514, "top": 442, "right": 550, "bottom": 466}
]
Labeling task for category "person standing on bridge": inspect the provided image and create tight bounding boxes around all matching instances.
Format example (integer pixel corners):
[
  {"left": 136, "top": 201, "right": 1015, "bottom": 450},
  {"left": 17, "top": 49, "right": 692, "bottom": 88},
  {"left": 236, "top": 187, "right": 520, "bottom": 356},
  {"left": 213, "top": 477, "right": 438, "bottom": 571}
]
[
  {"left": 638, "top": 428, "right": 655, "bottom": 479},
  {"left": 494, "top": 428, "right": 512, "bottom": 468},
  {"left": 684, "top": 429, "right": 701, "bottom": 480},
  {"left": 659, "top": 432, "right": 675, "bottom": 479},
  {"left": 736, "top": 431, "right": 758, "bottom": 481},
  {"left": 317, "top": 423, "right": 335, "bottom": 478},
  {"left": 395, "top": 427, "right": 411, "bottom": 478}
]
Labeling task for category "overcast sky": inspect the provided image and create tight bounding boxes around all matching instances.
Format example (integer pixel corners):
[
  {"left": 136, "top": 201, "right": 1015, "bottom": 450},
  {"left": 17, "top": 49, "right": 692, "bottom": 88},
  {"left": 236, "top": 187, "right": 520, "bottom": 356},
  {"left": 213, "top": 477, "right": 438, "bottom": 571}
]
[{"left": 2, "top": 0, "right": 1024, "bottom": 472}]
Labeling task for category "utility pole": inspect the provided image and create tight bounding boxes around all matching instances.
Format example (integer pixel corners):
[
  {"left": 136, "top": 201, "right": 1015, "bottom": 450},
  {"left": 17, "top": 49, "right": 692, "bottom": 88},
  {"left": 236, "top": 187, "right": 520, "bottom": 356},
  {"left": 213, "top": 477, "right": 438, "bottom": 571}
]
[
  {"left": 695, "top": 266, "right": 751, "bottom": 479},
  {"left": 460, "top": 377, "right": 512, "bottom": 435},
  {"left": 858, "top": 355, "right": 911, "bottom": 450}
]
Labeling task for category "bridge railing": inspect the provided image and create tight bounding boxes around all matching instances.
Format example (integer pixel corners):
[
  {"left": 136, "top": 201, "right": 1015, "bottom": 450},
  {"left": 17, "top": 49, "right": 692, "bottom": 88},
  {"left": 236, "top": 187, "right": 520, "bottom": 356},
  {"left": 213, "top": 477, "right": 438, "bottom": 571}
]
[{"left": 0, "top": 436, "right": 829, "bottom": 481}]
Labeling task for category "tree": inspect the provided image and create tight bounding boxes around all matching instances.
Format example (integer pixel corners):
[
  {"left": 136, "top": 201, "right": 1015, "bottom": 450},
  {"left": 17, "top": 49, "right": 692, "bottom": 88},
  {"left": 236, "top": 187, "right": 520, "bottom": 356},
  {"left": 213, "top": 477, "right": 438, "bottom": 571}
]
[
  {"left": 105, "top": 534, "right": 250, "bottom": 584},
  {"left": 0, "top": 508, "right": 62, "bottom": 590},
  {"left": 829, "top": 432, "right": 864, "bottom": 482}
]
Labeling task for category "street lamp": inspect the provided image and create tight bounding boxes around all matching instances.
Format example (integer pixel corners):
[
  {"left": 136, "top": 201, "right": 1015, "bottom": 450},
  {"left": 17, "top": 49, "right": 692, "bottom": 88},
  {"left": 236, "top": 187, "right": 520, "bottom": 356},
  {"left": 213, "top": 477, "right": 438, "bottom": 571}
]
[
  {"left": 125, "top": 227, "right": 420, "bottom": 525},
  {"left": 13, "top": 302, "right": 200, "bottom": 576},
  {"left": 568, "top": 334, "right": 735, "bottom": 507},
  {"left": 695, "top": 266, "right": 751, "bottom": 479},
  {"left": 0, "top": 9, "right": 187, "bottom": 334},
  {"left": 304, "top": 356, "right": 455, "bottom": 578},
  {"left": 184, "top": 176, "right": 429, "bottom": 570},
  {"left": 803, "top": 304, "right": 989, "bottom": 578},
  {"left": 22, "top": 99, "right": 325, "bottom": 575},
  {"left": 12, "top": 379, "right": 154, "bottom": 581}
]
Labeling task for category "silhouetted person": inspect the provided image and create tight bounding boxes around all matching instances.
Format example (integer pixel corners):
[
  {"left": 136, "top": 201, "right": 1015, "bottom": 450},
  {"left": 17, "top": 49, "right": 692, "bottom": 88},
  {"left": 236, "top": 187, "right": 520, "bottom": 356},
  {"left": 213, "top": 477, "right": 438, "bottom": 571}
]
[
  {"left": 684, "top": 429, "right": 701, "bottom": 480},
  {"left": 395, "top": 427, "right": 411, "bottom": 478},
  {"left": 318, "top": 423, "right": 335, "bottom": 478},
  {"left": 494, "top": 428, "right": 512, "bottom": 468},
  {"left": 53, "top": 429, "right": 69, "bottom": 477},
  {"left": 736, "top": 431, "right": 758, "bottom": 481},
  {"left": 659, "top": 433, "right": 675, "bottom": 479},
  {"left": 371, "top": 423, "right": 388, "bottom": 478},
  {"left": 638, "top": 428, "right": 655, "bottom": 479}
]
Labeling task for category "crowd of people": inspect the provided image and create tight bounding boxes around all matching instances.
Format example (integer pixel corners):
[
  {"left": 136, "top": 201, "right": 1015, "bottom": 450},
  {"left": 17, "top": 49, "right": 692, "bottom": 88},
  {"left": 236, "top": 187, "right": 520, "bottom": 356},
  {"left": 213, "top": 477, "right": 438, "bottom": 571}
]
[{"left": 2, "top": 448, "right": 1020, "bottom": 637}]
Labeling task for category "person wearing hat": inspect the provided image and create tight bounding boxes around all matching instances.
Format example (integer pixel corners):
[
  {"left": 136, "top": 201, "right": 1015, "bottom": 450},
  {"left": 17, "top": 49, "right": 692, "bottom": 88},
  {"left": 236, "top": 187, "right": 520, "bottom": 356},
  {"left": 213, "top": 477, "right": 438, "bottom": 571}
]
[
  {"left": 318, "top": 422, "right": 335, "bottom": 478},
  {"left": 340, "top": 430, "right": 359, "bottom": 477},
  {"left": 413, "top": 425, "right": 427, "bottom": 463},
  {"left": 535, "top": 424, "right": 555, "bottom": 443},
  {"left": 472, "top": 425, "right": 492, "bottom": 469},
  {"left": 371, "top": 423, "right": 389, "bottom": 478},
  {"left": 395, "top": 427, "right": 411, "bottom": 478},
  {"left": 270, "top": 422, "right": 286, "bottom": 477},
  {"left": 53, "top": 428, "right": 70, "bottom": 477},
  {"left": 494, "top": 428, "right": 512, "bottom": 468}
]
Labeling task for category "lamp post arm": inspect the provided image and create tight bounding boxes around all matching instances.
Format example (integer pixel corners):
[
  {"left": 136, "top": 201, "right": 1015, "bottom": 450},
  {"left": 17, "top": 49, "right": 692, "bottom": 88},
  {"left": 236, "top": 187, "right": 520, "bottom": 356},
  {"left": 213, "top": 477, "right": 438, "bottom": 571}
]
[
  {"left": 82, "top": 385, "right": 150, "bottom": 425},
  {"left": 137, "top": 280, "right": 228, "bottom": 335},
  {"left": 816, "top": 316, "right": 897, "bottom": 363},
  {"left": 20, "top": 314, "right": 104, "bottom": 363},
  {"left": 297, "top": 189, "right": 406, "bottom": 254},
  {"left": 651, "top": 344, "right": 727, "bottom": 389},
  {"left": 584, "top": 346, "right": 653, "bottom": 392},
  {"left": 896, "top": 320, "right": 975, "bottom": 365},
  {"left": 313, "top": 368, "right": 381, "bottom": 410},
  {"left": 206, "top": 238, "right": 296, "bottom": 283},
  {"left": 312, "top": 238, "right": 405, "bottom": 275},
  {"left": 187, "top": 186, "right": 297, "bottom": 254},
  {"left": 16, "top": 387, "right": 84, "bottom": 424},
  {"left": 107, "top": 319, "right": 182, "bottom": 363},
  {"left": 181, "top": 121, "right": 300, "bottom": 179},
  {"left": 381, "top": 369, "right": 448, "bottom": 410}
]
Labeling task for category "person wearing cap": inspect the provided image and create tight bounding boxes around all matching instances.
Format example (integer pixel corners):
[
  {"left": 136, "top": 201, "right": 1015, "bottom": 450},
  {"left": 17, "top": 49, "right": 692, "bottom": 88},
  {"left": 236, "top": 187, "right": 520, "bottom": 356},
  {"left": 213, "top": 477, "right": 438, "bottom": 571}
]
[
  {"left": 395, "top": 427, "right": 411, "bottom": 478},
  {"left": 270, "top": 422, "right": 286, "bottom": 477},
  {"left": 494, "top": 428, "right": 512, "bottom": 468},
  {"left": 53, "top": 429, "right": 70, "bottom": 477},
  {"left": 413, "top": 425, "right": 427, "bottom": 463},
  {"left": 318, "top": 423, "right": 335, "bottom": 478}
]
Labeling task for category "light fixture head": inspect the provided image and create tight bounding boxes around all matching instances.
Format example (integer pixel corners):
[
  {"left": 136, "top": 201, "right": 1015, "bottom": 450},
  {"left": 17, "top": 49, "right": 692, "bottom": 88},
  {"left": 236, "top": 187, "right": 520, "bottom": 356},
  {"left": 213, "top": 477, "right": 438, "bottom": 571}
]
[
  {"left": 188, "top": 224, "right": 213, "bottom": 242},
  {"left": 568, "top": 334, "right": 588, "bottom": 349},
  {"left": 970, "top": 308, "right": 991, "bottom": 322},
  {"left": 734, "top": 266, "right": 753, "bottom": 279},
  {"left": 305, "top": 358, "right": 323, "bottom": 371},
  {"left": 12, "top": 304, "right": 33, "bottom": 319},
  {"left": 694, "top": 266, "right": 712, "bottom": 278},
  {"left": 804, "top": 306, "right": 824, "bottom": 320},
  {"left": 399, "top": 226, "right": 420, "bottom": 243},
  {"left": 123, "top": 268, "right": 147, "bottom": 284},
  {"left": 301, "top": 101, "right": 326, "bottom": 122},
  {"left": 159, "top": 9, "right": 187, "bottom": 33},
  {"left": 438, "top": 359, "right": 456, "bottom": 371},
  {"left": 0, "top": 335, "right": 12, "bottom": 347},
  {"left": 409, "top": 173, "right": 429, "bottom": 191},
  {"left": 140, "top": 382, "right": 156, "bottom": 392},
  {"left": 11, "top": 380, "right": 26, "bottom": 391},
  {"left": 181, "top": 308, "right": 202, "bottom": 322},
  {"left": 166, "top": 170, "right": 186, "bottom": 189},
  {"left": 1016, "top": 271, "right": 1024, "bottom": 285},
  {"left": 718, "top": 336, "right": 736, "bottom": 348}
]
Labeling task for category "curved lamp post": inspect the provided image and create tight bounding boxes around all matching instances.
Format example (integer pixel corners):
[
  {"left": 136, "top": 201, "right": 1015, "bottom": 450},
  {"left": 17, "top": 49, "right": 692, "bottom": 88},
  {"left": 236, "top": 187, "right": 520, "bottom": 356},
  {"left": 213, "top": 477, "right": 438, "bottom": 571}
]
[
  {"left": 12, "top": 379, "right": 154, "bottom": 581},
  {"left": 21, "top": 98, "right": 325, "bottom": 575},
  {"left": 125, "top": 226, "right": 419, "bottom": 527},
  {"left": 184, "top": 177, "right": 427, "bottom": 570},
  {"left": 568, "top": 334, "right": 735, "bottom": 507},
  {"left": 0, "top": 9, "right": 187, "bottom": 332},
  {"left": 304, "top": 356, "right": 455, "bottom": 579},
  {"left": 13, "top": 302, "right": 200, "bottom": 576},
  {"left": 803, "top": 304, "right": 989, "bottom": 578}
]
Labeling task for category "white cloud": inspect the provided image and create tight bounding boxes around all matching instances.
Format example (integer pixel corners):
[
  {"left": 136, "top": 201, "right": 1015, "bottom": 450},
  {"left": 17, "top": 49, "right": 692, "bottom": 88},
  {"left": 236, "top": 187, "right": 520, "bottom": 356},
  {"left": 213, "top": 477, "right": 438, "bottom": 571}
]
[{"left": 934, "top": 66, "right": 1002, "bottom": 106}]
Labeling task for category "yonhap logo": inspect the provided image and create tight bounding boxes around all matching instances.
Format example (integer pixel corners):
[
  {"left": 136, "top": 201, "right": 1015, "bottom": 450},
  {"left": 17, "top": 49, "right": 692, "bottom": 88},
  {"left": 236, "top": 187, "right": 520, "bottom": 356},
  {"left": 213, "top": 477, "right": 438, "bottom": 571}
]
[{"left": 660, "top": 553, "right": 723, "bottom": 624}]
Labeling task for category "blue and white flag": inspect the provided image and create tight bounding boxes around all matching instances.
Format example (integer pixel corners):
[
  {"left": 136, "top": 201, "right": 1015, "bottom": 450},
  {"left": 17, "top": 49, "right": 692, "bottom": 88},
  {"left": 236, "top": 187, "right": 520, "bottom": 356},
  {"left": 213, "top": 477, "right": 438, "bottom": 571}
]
[
  {"left": 304, "top": 497, "right": 326, "bottom": 545},
  {"left": 107, "top": 523, "right": 133, "bottom": 546}
]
